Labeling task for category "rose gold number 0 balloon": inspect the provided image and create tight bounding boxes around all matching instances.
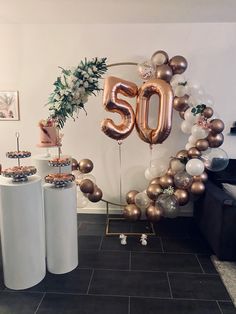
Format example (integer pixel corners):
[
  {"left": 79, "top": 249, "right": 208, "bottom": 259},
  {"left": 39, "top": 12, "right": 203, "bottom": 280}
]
[{"left": 136, "top": 79, "right": 174, "bottom": 144}]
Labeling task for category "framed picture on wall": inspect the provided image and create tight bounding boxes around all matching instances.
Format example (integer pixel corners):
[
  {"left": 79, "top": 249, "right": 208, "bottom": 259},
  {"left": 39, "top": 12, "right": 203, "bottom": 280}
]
[{"left": 0, "top": 91, "right": 19, "bottom": 121}]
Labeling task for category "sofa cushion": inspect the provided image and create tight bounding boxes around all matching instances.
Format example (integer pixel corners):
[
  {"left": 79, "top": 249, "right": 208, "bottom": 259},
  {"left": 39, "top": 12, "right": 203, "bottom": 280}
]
[{"left": 222, "top": 183, "right": 236, "bottom": 200}]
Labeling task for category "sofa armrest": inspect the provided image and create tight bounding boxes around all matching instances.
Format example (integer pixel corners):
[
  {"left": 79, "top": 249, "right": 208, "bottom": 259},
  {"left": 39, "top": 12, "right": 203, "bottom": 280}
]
[{"left": 205, "top": 180, "right": 236, "bottom": 206}]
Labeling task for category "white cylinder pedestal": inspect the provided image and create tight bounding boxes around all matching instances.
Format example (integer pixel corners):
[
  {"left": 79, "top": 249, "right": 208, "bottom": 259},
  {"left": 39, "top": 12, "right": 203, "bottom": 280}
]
[
  {"left": 0, "top": 176, "right": 46, "bottom": 290},
  {"left": 44, "top": 183, "right": 78, "bottom": 274},
  {"left": 32, "top": 155, "right": 72, "bottom": 179}
]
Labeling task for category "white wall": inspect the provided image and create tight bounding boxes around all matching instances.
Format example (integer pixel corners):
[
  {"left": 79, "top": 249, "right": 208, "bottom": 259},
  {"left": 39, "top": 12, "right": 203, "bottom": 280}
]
[{"left": 0, "top": 23, "right": 236, "bottom": 211}]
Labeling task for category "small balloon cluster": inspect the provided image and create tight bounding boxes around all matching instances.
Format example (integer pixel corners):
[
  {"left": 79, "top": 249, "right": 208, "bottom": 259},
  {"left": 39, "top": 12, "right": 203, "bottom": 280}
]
[
  {"left": 119, "top": 233, "right": 148, "bottom": 246},
  {"left": 71, "top": 158, "right": 103, "bottom": 207},
  {"left": 138, "top": 50, "right": 187, "bottom": 82},
  {"left": 124, "top": 50, "right": 229, "bottom": 223}
]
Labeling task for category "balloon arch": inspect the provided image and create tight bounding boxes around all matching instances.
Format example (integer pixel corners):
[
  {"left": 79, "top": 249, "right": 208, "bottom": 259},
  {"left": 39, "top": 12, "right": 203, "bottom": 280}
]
[{"left": 46, "top": 50, "right": 229, "bottom": 223}]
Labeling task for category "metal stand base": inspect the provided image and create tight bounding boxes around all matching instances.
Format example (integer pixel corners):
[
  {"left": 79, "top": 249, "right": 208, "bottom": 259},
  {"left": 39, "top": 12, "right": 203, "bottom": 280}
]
[{"left": 103, "top": 199, "right": 156, "bottom": 236}]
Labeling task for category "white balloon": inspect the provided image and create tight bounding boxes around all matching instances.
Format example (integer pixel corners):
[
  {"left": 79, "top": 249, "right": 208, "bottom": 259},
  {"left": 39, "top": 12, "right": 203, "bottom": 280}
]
[
  {"left": 77, "top": 173, "right": 96, "bottom": 184},
  {"left": 186, "top": 158, "right": 205, "bottom": 176},
  {"left": 191, "top": 125, "right": 209, "bottom": 140},
  {"left": 144, "top": 168, "right": 154, "bottom": 180},
  {"left": 149, "top": 159, "right": 169, "bottom": 177},
  {"left": 188, "top": 95, "right": 203, "bottom": 107},
  {"left": 174, "top": 85, "right": 188, "bottom": 97},
  {"left": 185, "top": 142, "right": 193, "bottom": 150},
  {"left": 77, "top": 191, "right": 89, "bottom": 208},
  {"left": 188, "top": 82, "right": 205, "bottom": 98},
  {"left": 202, "top": 94, "right": 214, "bottom": 107},
  {"left": 188, "top": 135, "right": 197, "bottom": 145},
  {"left": 184, "top": 108, "right": 200, "bottom": 123},
  {"left": 170, "top": 74, "right": 186, "bottom": 87},
  {"left": 181, "top": 121, "right": 193, "bottom": 134}
]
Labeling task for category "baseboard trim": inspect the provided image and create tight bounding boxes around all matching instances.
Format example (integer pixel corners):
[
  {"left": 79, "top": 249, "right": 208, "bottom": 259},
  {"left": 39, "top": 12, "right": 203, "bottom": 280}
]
[{"left": 77, "top": 207, "right": 193, "bottom": 216}]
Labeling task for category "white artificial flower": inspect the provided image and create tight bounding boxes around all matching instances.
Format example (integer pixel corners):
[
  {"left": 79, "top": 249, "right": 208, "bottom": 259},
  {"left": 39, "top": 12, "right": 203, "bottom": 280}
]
[
  {"left": 74, "top": 90, "right": 81, "bottom": 100},
  {"left": 54, "top": 94, "right": 60, "bottom": 101},
  {"left": 88, "top": 77, "right": 94, "bottom": 83},
  {"left": 67, "top": 75, "right": 77, "bottom": 88},
  {"left": 92, "top": 66, "right": 97, "bottom": 72},
  {"left": 88, "top": 68, "right": 93, "bottom": 75},
  {"left": 84, "top": 73, "right": 89, "bottom": 79},
  {"left": 54, "top": 102, "right": 61, "bottom": 110},
  {"left": 81, "top": 94, "right": 88, "bottom": 103},
  {"left": 79, "top": 87, "right": 85, "bottom": 93},
  {"left": 79, "top": 80, "right": 83, "bottom": 85},
  {"left": 84, "top": 81, "right": 89, "bottom": 88}
]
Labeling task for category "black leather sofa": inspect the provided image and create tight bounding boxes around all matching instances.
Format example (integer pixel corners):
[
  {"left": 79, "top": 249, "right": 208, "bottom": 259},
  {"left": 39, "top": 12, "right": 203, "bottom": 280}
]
[{"left": 194, "top": 159, "right": 236, "bottom": 261}]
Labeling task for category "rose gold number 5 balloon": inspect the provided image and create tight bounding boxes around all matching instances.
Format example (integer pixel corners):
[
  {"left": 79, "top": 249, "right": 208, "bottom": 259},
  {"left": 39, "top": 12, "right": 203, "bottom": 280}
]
[
  {"left": 136, "top": 79, "right": 174, "bottom": 144},
  {"left": 101, "top": 76, "right": 138, "bottom": 141}
]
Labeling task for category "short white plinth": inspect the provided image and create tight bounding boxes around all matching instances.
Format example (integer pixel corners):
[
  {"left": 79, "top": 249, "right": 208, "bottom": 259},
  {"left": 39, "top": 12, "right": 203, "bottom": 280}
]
[
  {"left": 0, "top": 176, "right": 46, "bottom": 290},
  {"left": 32, "top": 155, "right": 72, "bottom": 179},
  {"left": 44, "top": 183, "right": 78, "bottom": 274}
]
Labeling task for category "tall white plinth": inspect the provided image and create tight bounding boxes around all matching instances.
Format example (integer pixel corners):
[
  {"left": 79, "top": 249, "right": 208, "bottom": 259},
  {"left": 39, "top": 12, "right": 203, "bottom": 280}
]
[
  {"left": 44, "top": 183, "right": 78, "bottom": 274},
  {"left": 32, "top": 155, "right": 72, "bottom": 179},
  {"left": 0, "top": 176, "right": 46, "bottom": 290}
]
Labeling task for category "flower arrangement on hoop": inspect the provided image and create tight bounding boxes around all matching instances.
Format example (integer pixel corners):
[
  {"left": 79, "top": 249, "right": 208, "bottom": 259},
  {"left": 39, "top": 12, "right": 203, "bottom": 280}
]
[{"left": 47, "top": 57, "right": 107, "bottom": 129}]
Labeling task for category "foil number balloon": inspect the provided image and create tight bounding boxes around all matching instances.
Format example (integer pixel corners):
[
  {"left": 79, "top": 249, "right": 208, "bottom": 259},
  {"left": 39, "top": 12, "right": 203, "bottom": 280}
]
[
  {"left": 136, "top": 79, "right": 173, "bottom": 144},
  {"left": 101, "top": 76, "right": 138, "bottom": 141},
  {"left": 101, "top": 76, "right": 174, "bottom": 144}
]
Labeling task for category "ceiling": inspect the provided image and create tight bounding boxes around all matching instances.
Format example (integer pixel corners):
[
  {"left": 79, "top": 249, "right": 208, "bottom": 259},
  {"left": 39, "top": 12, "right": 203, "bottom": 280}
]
[{"left": 0, "top": 0, "right": 236, "bottom": 24}]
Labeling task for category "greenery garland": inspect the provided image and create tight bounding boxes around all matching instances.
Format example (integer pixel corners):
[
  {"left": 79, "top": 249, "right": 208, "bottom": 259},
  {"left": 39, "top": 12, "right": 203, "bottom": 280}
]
[{"left": 48, "top": 57, "right": 107, "bottom": 129}]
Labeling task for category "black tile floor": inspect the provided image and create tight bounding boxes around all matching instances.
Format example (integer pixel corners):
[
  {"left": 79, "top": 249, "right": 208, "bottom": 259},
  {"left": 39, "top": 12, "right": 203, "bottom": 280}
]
[{"left": 0, "top": 214, "right": 235, "bottom": 314}]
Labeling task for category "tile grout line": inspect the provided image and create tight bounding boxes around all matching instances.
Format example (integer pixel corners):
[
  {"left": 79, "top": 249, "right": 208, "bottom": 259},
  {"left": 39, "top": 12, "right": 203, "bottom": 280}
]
[
  {"left": 86, "top": 269, "right": 95, "bottom": 295},
  {"left": 216, "top": 300, "right": 224, "bottom": 314},
  {"left": 166, "top": 272, "right": 173, "bottom": 299},
  {"left": 34, "top": 292, "right": 46, "bottom": 314},
  {"left": 128, "top": 296, "right": 131, "bottom": 314},
  {"left": 129, "top": 252, "right": 132, "bottom": 270},
  {"left": 195, "top": 254, "right": 205, "bottom": 273},
  {"left": 159, "top": 237, "right": 164, "bottom": 253},
  {"left": 98, "top": 236, "right": 104, "bottom": 251}
]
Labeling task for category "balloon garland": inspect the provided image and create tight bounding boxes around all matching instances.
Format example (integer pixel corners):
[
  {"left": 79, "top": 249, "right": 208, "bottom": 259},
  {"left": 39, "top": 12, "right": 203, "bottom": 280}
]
[{"left": 46, "top": 50, "right": 229, "bottom": 223}]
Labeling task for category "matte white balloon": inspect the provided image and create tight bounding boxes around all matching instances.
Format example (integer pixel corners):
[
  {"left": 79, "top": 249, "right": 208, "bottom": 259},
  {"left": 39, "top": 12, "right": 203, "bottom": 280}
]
[
  {"left": 191, "top": 125, "right": 209, "bottom": 140},
  {"left": 188, "top": 135, "right": 197, "bottom": 145},
  {"left": 188, "top": 82, "right": 205, "bottom": 98},
  {"left": 174, "top": 85, "right": 188, "bottom": 97},
  {"left": 185, "top": 142, "right": 193, "bottom": 150},
  {"left": 170, "top": 74, "right": 186, "bottom": 87},
  {"left": 77, "top": 191, "right": 89, "bottom": 208},
  {"left": 186, "top": 158, "right": 205, "bottom": 176},
  {"left": 150, "top": 159, "right": 169, "bottom": 177},
  {"left": 181, "top": 121, "right": 193, "bottom": 134},
  {"left": 188, "top": 95, "right": 203, "bottom": 107},
  {"left": 144, "top": 168, "right": 154, "bottom": 180},
  {"left": 184, "top": 108, "right": 199, "bottom": 123}
]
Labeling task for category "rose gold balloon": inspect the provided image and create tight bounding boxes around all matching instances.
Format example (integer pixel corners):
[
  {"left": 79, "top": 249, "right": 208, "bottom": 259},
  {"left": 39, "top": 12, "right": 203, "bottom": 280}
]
[
  {"left": 176, "top": 150, "right": 188, "bottom": 160},
  {"left": 147, "top": 184, "right": 163, "bottom": 200},
  {"left": 136, "top": 79, "right": 173, "bottom": 144},
  {"left": 174, "top": 189, "right": 189, "bottom": 206},
  {"left": 169, "top": 55, "right": 188, "bottom": 74},
  {"left": 88, "top": 186, "right": 103, "bottom": 202},
  {"left": 210, "top": 119, "right": 225, "bottom": 134},
  {"left": 156, "top": 64, "right": 173, "bottom": 82},
  {"left": 188, "top": 147, "right": 201, "bottom": 158},
  {"left": 150, "top": 177, "right": 161, "bottom": 185},
  {"left": 146, "top": 204, "right": 163, "bottom": 222},
  {"left": 190, "top": 182, "right": 205, "bottom": 195},
  {"left": 179, "top": 107, "right": 189, "bottom": 120},
  {"left": 203, "top": 107, "right": 214, "bottom": 118},
  {"left": 207, "top": 133, "right": 224, "bottom": 148},
  {"left": 78, "top": 159, "right": 94, "bottom": 173},
  {"left": 159, "top": 175, "right": 174, "bottom": 188},
  {"left": 193, "top": 172, "right": 208, "bottom": 182},
  {"left": 167, "top": 168, "right": 175, "bottom": 176},
  {"left": 126, "top": 190, "right": 139, "bottom": 204},
  {"left": 101, "top": 76, "right": 138, "bottom": 141},
  {"left": 79, "top": 179, "right": 94, "bottom": 194},
  {"left": 123, "top": 204, "right": 141, "bottom": 221},
  {"left": 173, "top": 95, "right": 189, "bottom": 112},
  {"left": 151, "top": 50, "right": 169, "bottom": 66},
  {"left": 71, "top": 158, "right": 79, "bottom": 171},
  {"left": 195, "top": 139, "right": 209, "bottom": 151}
]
